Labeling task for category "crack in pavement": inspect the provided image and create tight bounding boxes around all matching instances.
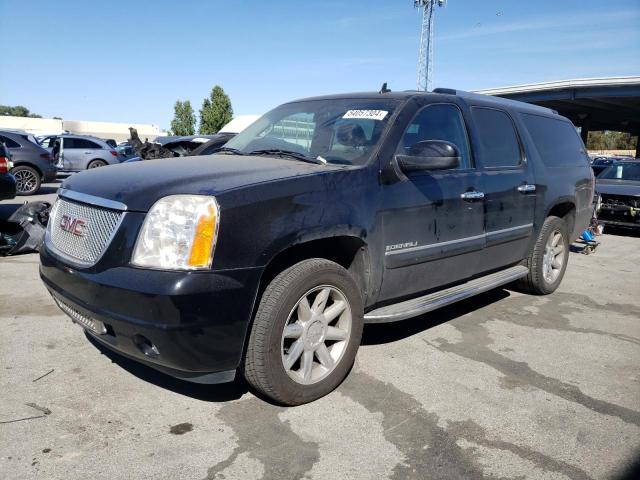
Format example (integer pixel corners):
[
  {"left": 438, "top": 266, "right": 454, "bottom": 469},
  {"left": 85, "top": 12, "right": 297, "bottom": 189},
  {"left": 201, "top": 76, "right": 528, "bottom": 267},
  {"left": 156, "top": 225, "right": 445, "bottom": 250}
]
[{"left": 205, "top": 397, "right": 319, "bottom": 480}]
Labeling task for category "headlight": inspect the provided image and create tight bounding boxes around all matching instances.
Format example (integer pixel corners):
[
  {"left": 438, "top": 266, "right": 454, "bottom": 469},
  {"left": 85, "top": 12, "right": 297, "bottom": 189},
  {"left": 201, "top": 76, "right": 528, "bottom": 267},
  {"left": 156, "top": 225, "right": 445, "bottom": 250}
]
[{"left": 132, "top": 195, "right": 220, "bottom": 270}]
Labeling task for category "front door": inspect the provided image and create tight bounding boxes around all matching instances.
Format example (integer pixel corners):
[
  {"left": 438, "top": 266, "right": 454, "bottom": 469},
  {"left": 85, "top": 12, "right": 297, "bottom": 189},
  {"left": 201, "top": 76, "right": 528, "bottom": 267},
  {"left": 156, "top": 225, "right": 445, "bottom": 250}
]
[
  {"left": 378, "top": 102, "right": 485, "bottom": 303},
  {"left": 469, "top": 106, "right": 536, "bottom": 271}
]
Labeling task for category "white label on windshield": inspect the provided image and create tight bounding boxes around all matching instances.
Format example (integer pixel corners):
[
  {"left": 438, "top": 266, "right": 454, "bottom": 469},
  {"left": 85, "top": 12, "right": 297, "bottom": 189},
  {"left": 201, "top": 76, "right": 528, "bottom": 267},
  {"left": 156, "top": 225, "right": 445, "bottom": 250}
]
[{"left": 343, "top": 110, "right": 388, "bottom": 121}]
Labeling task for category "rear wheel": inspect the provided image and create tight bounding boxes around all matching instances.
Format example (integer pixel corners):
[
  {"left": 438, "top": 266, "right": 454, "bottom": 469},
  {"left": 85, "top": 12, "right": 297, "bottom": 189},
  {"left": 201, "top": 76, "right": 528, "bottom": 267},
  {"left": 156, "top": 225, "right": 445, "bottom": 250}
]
[
  {"left": 516, "top": 216, "right": 569, "bottom": 294},
  {"left": 12, "top": 166, "right": 41, "bottom": 196},
  {"left": 87, "top": 159, "right": 107, "bottom": 169},
  {"left": 243, "top": 259, "right": 363, "bottom": 405}
]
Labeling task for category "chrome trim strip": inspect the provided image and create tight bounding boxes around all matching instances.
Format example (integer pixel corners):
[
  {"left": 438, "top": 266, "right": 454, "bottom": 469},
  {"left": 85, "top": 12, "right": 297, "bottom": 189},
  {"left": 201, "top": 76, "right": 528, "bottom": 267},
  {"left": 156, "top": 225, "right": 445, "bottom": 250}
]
[
  {"left": 385, "top": 223, "right": 534, "bottom": 256},
  {"left": 486, "top": 223, "right": 533, "bottom": 237},
  {"left": 59, "top": 188, "right": 128, "bottom": 211}
]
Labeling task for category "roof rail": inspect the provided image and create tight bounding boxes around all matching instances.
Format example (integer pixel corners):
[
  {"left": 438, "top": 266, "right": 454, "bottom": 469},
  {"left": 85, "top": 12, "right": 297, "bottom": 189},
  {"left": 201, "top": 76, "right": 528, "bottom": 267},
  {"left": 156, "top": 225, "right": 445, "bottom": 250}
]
[{"left": 434, "top": 87, "right": 557, "bottom": 115}]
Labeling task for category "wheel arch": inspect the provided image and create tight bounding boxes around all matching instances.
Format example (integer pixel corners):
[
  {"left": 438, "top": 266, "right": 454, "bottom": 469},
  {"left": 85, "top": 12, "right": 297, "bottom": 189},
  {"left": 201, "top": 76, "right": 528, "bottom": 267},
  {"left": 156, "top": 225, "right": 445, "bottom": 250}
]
[
  {"left": 12, "top": 162, "right": 43, "bottom": 177},
  {"left": 545, "top": 198, "right": 577, "bottom": 237}
]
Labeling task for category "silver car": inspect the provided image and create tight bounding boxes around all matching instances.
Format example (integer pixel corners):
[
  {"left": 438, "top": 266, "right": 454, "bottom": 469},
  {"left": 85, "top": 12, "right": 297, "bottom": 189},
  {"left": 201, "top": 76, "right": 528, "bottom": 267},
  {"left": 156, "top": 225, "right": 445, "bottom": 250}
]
[{"left": 39, "top": 134, "right": 124, "bottom": 172}]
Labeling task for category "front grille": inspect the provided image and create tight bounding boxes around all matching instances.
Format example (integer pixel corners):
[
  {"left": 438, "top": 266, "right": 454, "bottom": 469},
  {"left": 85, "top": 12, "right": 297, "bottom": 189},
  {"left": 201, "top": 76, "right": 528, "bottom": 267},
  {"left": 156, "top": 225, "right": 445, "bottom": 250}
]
[{"left": 48, "top": 197, "right": 123, "bottom": 265}]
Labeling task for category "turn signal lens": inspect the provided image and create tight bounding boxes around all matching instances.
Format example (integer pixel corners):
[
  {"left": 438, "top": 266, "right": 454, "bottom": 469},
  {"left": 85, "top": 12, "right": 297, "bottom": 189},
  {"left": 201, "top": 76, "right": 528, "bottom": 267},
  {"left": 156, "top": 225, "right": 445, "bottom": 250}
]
[{"left": 188, "top": 202, "right": 218, "bottom": 268}]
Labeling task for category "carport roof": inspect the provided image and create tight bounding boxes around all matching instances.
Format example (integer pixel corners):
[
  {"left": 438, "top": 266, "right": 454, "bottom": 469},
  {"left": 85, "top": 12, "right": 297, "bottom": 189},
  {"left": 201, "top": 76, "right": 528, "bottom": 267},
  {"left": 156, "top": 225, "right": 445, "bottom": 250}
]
[{"left": 475, "top": 76, "right": 640, "bottom": 133}]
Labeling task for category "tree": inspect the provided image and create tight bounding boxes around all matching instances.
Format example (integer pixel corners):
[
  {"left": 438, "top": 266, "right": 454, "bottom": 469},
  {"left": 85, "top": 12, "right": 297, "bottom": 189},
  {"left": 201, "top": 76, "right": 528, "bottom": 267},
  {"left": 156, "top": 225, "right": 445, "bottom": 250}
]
[
  {"left": 199, "top": 85, "right": 233, "bottom": 134},
  {"left": 170, "top": 100, "right": 196, "bottom": 136},
  {"left": 0, "top": 105, "right": 42, "bottom": 118},
  {"left": 587, "top": 130, "right": 638, "bottom": 151}
]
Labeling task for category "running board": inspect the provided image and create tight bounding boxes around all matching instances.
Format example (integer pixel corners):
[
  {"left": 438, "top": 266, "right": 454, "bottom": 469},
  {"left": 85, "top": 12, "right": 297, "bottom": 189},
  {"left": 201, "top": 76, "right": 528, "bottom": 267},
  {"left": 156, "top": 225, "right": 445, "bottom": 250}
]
[{"left": 364, "top": 265, "right": 528, "bottom": 323}]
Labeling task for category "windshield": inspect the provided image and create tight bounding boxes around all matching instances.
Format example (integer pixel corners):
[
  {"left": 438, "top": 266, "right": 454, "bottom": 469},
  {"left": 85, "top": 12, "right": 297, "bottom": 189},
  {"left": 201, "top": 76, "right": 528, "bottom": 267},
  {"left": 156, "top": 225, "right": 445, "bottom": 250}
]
[
  {"left": 223, "top": 98, "right": 401, "bottom": 165},
  {"left": 598, "top": 162, "right": 640, "bottom": 181}
]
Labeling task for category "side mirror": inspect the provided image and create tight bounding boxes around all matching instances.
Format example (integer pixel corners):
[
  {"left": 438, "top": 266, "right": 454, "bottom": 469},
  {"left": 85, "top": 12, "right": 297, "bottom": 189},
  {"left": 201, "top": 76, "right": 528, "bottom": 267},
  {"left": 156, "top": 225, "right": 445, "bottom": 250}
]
[{"left": 396, "top": 140, "right": 460, "bottom": 172}]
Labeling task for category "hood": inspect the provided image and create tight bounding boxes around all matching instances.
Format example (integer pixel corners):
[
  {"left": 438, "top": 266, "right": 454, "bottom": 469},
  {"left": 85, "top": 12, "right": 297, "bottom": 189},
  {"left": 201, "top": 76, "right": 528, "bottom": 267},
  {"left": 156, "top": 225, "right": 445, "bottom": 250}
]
[
  {"left": 595, "top": 179, "right": 640, "bottom": 197},
  {"left": 61, "top": 154, "right": 329, "bottom": 211}
]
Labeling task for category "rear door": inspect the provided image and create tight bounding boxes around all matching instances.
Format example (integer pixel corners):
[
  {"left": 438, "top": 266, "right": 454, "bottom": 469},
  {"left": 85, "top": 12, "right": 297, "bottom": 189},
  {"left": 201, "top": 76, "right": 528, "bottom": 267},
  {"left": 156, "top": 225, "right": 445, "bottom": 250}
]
[
  {"left": 378, "top": 101, "right": 485, "bottom": 302},
  {"left": 469, "top": 106, "right": 536, "bottom": 270}
]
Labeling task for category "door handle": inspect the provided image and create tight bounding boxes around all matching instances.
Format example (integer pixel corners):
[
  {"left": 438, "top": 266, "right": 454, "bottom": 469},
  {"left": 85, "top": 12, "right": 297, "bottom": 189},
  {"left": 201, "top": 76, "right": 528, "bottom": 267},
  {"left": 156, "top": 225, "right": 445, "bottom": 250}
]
[
  {"left": 84, "top": 151, "right": 92, "bottom": 154},
  {"left": 517, "top": 184, "right": 536, "bottom": 193},
  {"left": 460, "top": 191, "right": 485, "bottom": 201}
]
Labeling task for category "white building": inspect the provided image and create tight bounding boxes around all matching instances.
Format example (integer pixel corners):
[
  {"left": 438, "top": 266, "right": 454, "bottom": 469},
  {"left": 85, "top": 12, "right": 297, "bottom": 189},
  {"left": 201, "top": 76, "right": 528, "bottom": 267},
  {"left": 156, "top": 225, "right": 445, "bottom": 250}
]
[{"left": 0, "top": 116, "right": 166, "bottom": 142}]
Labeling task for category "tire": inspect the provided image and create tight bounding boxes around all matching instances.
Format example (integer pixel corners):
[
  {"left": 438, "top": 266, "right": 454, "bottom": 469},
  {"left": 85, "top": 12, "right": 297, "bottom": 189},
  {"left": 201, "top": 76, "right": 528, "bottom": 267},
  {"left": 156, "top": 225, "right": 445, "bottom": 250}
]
[
  {"left": 516, "top": 216, "right": 570, "bottom": 295},
  {"left": 243, "top": 259, "right": 364, "bottom": 406},
  {"left": 12, "top": 165, "right": 41, "bottom": 196},
  {"left": 87, "top": 159, "right": 107, "bottom": 169}
]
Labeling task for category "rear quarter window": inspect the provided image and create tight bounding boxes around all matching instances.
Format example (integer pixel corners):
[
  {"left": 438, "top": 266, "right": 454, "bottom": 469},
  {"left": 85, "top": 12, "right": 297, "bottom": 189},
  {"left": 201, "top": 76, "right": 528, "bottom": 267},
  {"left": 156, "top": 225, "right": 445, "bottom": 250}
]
[
  {"left": 521, "top": 113, "right": 588, "bottom": 167},
  {"left": 0, "top": 135, "right": 21, "bottom": 148}
]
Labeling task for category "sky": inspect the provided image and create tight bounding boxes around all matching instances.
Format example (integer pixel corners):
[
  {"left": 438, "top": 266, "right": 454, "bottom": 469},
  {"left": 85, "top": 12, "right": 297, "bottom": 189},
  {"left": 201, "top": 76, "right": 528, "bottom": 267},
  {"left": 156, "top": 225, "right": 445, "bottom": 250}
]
[{"left": 1, "top": 0, "right": 639, "bottom": 129}]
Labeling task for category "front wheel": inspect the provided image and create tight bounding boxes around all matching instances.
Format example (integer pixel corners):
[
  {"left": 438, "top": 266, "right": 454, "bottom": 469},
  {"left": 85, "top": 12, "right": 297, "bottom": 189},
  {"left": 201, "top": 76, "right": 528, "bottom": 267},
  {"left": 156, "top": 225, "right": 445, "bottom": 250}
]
[
  {"left": 242, "top": 259, "right": 363, "bottom": 405},
  {"left": 516, "top": 216, "right": 570, "bottom": 295}
]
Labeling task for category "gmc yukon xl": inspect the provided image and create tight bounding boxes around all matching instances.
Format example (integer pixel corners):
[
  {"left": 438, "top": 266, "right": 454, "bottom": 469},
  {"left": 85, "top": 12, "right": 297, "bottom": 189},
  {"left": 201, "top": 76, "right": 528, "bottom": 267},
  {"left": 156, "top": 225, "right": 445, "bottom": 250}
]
[{"left": 40, "top": 89, "right": 593, "bottom": 405}]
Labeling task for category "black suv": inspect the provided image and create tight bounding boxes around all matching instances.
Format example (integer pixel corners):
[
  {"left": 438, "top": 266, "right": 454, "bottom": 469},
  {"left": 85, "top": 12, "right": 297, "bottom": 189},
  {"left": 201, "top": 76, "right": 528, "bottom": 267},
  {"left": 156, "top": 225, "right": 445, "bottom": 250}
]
[{"left": 40, "top": 89, "right": 593, "bottom": 405}]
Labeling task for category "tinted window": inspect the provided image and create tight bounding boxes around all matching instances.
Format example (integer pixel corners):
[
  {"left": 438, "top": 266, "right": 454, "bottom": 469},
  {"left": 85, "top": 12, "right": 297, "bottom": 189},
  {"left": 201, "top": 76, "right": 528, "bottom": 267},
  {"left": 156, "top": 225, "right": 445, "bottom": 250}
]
[
  {"left": 398, "top": 103, "right": 472, "bottom": 169},
  {"left": 522, "top": 113, "right": 587, "bottom": 167},
  {"left": 0, "top": 135, "right": 21, "bottom": 148},
  {"left": 64, "top": 138, "right": 101, "bottom": 149},
  {"left": 470, "top": 108, "right": 521, "bottom": 168},
  {"left": 598, "top": 163, "right": 640, "bottom": 181}
]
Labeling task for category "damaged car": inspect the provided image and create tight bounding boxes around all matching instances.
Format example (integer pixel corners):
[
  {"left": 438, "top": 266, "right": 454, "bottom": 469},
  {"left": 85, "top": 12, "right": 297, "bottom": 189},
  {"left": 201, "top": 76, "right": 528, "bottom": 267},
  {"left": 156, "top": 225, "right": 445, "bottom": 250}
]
[{"left": 596, "top": 160, "right": 640, "bottom": 230}]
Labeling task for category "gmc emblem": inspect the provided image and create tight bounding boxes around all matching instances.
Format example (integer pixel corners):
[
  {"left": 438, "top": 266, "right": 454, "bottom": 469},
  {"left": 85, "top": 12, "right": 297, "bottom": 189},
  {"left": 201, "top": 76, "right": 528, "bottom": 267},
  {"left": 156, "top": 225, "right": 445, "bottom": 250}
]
[{"left": 60, "top": 215, "right": 87, "bottom": 237}]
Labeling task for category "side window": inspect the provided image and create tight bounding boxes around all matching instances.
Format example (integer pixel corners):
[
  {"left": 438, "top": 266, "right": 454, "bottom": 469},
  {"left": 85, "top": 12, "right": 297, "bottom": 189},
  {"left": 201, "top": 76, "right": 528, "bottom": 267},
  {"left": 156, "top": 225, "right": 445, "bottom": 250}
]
[
  {"left": 74, "top": 139, "right": 101, "bottom": 149},
  {"left": 0, "top": 135, "right": 21, "bottom": 148},
  {"left": 397, "top": 104, "right": 472, "bottom": 169},
  {"left": 521, "top": 113, "right": 588, "bottom": 167},
  {"left": 62, "top": 138, "right": 76, "bottom": 148},
  {"left": 470, "top": 107, "right": 522, "bottom": 168}
]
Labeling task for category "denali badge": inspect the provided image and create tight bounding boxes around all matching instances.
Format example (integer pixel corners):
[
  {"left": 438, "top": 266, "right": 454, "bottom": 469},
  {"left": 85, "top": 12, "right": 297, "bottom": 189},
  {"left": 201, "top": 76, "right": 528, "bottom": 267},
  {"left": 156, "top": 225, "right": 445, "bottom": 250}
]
[
  {"left": 385, "top": 241, "right": 418, "bottom": 252},
  {"left": 60, "top": 215, "right": 87, "bottom": 237}
]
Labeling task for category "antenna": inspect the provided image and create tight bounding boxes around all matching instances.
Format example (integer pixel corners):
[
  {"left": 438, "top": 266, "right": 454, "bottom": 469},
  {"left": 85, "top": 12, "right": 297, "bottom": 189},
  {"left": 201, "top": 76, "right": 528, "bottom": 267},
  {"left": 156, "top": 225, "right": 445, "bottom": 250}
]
[{"left": 414, "top": 0, "right": 446, "bottom": 91}]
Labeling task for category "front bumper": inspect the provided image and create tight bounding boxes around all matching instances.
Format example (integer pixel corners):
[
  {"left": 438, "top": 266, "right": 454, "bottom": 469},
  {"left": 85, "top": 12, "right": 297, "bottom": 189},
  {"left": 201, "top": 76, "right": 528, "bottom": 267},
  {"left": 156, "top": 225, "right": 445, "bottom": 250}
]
[{"left": 40, "top": 246, "right": 263, "bottom": 382}]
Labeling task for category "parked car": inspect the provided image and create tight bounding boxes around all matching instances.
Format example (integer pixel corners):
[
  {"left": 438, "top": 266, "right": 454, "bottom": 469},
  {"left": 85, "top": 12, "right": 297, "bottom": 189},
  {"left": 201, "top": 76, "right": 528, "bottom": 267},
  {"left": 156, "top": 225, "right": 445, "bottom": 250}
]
[
  {"left": 596, "top": 160, "right": 640, "bottom": 230},
  {"left": 40, "top": 89, "right": 593, "bottom": 405},
  {"left": 0, "top": 130, "right": 56, "bottom": 195},
  {"left": 0, "top": 142, "right": 17, "bottom": 200},
  {"left": 590, "top": 156, "right": 628, "bottom": 176},
  {"left": 39, "top": 134, "right": 124, "bottom": 172}
]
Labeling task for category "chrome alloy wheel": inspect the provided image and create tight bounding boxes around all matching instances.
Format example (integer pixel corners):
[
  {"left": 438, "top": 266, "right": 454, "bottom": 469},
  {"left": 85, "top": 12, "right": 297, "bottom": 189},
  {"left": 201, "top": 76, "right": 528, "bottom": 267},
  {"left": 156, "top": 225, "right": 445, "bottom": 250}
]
[
  {"left": 14, "top": 169, "right": 38, "bottom": 194},
  {"left": 281, "top": 285, "right": 352, "bottom": 385},
  {"left": 542, "top": 230, "right": 565, "bottom": 283}
]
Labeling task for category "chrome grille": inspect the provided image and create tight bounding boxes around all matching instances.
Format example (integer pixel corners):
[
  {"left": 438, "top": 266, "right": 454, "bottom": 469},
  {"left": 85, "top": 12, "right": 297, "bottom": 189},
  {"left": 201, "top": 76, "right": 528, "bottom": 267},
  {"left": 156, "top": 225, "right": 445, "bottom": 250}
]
[
  {"left": 48, "top": 197, "right": 123, "bottom": 265},
  {"left": 53, "top": 296, "right": 107, "bottom": 334}
]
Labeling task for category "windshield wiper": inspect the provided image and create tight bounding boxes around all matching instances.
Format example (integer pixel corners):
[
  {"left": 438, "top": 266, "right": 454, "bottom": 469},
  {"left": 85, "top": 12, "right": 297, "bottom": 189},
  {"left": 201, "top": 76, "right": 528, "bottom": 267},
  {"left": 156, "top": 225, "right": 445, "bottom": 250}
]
[
  {"left": 248, "top": 149, "right": 325, "bottom": 165},
  {"left": 215, "top": 147, "right": 246, "bottom": 155}
]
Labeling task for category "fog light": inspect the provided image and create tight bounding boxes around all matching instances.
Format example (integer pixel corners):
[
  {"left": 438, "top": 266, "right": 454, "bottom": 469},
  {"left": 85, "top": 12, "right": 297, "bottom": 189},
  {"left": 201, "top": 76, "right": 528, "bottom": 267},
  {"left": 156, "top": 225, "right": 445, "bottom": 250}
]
[{"left": 133, "top": 334, "right": 160, "bottom": 358}]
